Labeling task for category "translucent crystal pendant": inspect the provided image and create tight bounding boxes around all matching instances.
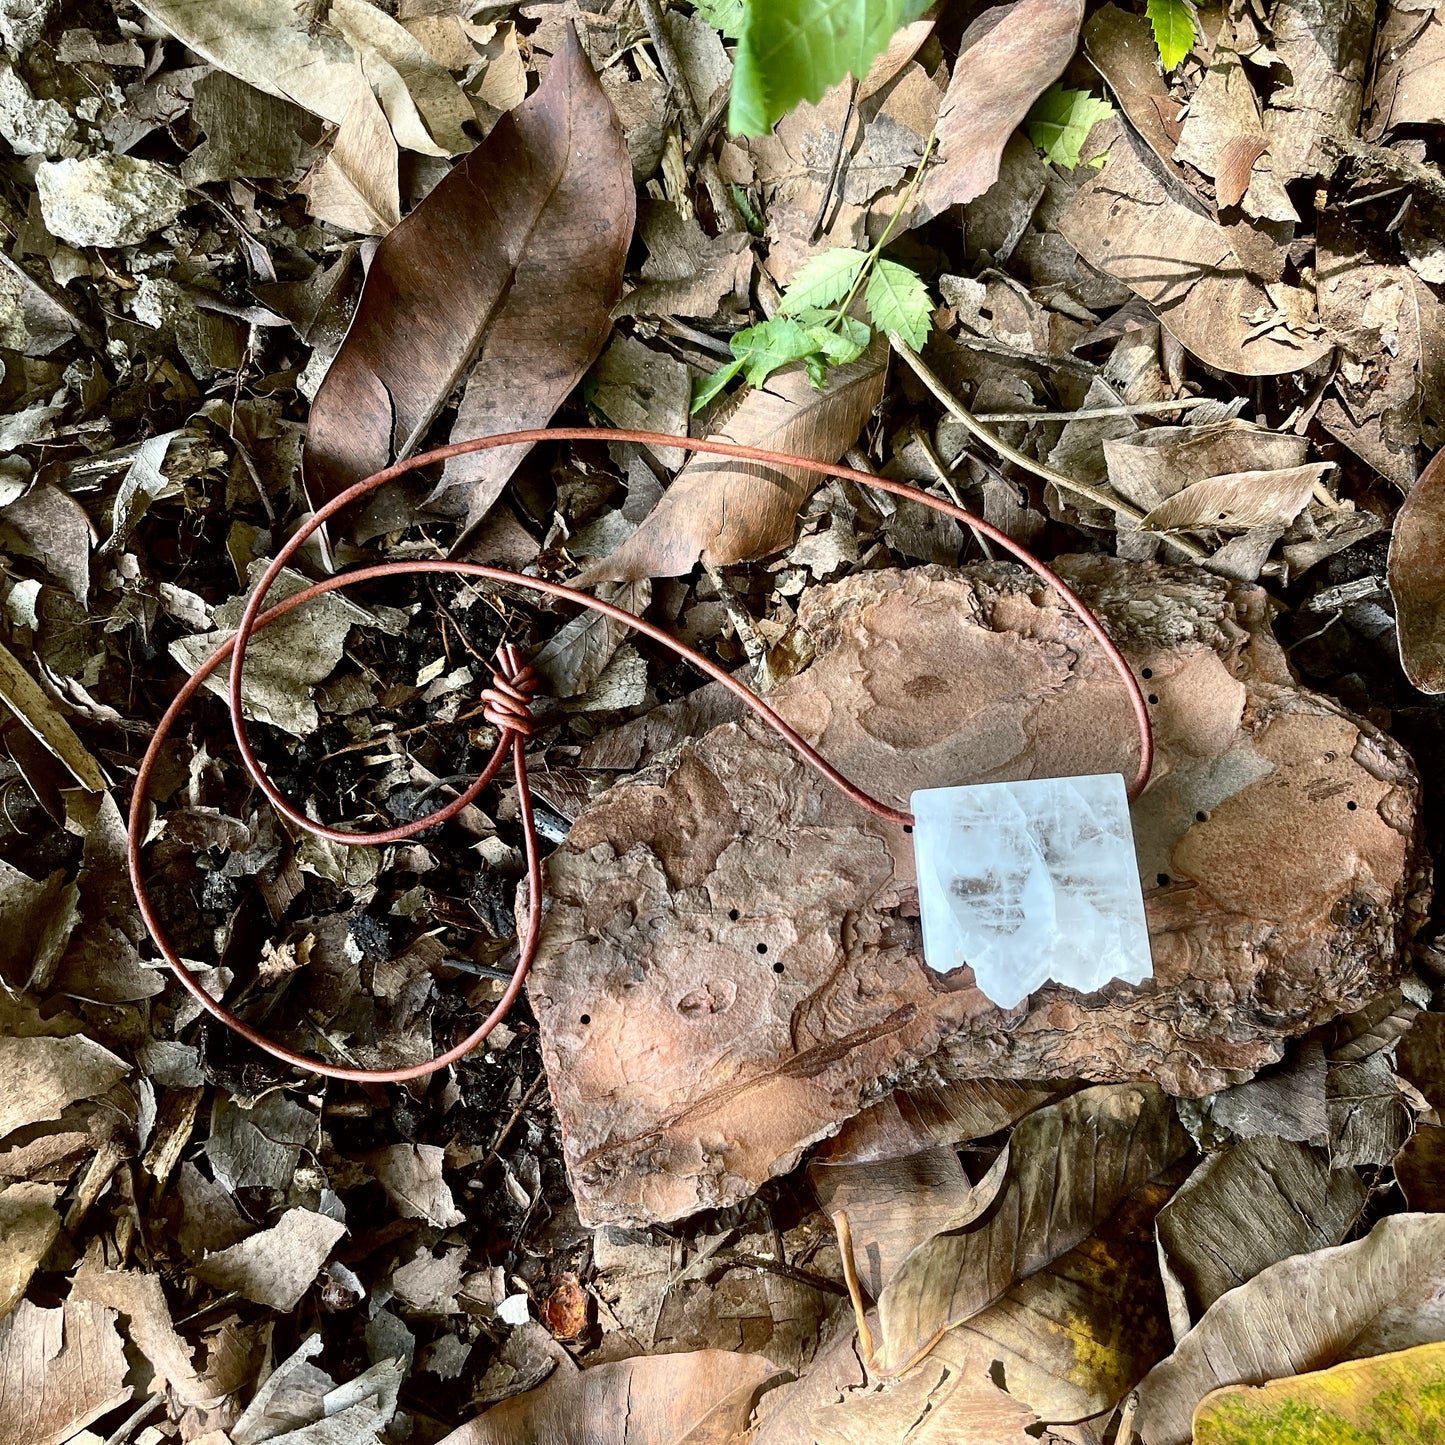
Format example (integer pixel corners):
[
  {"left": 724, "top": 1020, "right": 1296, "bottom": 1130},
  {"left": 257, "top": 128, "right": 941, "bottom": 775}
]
[{"left": 911, "top": 774, "right": 1153, "bottom": 1009}]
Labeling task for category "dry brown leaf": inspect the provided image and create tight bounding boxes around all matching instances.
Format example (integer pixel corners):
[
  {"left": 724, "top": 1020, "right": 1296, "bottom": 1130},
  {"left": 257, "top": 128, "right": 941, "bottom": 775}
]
[
  {"left": 873, "top": 1084, "right": 1190, "bottom": 1374},
  {"left": 579, "top": 334, "right": 887, "bottom": 581},
  {"left": 70, "top": 1259, "right": 210, "bottom": 1405},
  {"left": 814, "top": 1079, "right": 1059, "bottom": 1166},
  {"left": 438, "top": 1350, "right": 782, "bottom": 1444},
  {"left": 1371, "top": 1, "right": 1445, "bottom": 131},
  {"left": 0, "top": 1035, "right": 128, "bottom": 1143},
  {"left": 0, "top": 637, "right": 106, "bottom": 793},
  {"left": 1210, "top": 1040, "right": 1328, "bottom": 1144},
  {"left": 1132, "top": 1213, "right": 1445, "bottom": 1445},
  {"left": 296, "top": 79, "right": 401, "bottom": 236},
  {"left": 0, "top": 864, "right": 80, "bottom": 995},
  {"left": 1215, "top": 135, "right": 1270, "bottom": 209},
  {"left": 1153, "top": 1136, "right": 1365, "bottom": 1337},
  {"left": 0, "top": 1184, "right": 60, "bottom": 1323},
  {"left": 916, "top": 0, "right": 1085, "bottom": 220},
  {"left": 1137, "top": 462, "right": 1331, "bottom": 533},
  {"left": 754, "top": 1327, "right": 1042, "bottom": 1445},
  {"left": 194, "top": 1207, "right": 347, "bottom": 1311},
  {"left": 1059, "top": 119, "right": 1331, "bottom": 375},
  {"left": 1387, "top": 447, "right": 1445, "bottom": 692},
  {"left": 366, "top": 1143, "right": 463, "bottom": 1228},
  {"left": 0, "top": 1299, "right": 130, "bottom": 1445},
  {"left": 304, "top": 24, "right": 633, "bottom": 551},
  {"left": 534, "top": 580, "right": 652, "bottom": 700},
  {"left": 527, "top": 559, "right": 1424, "bottom": 1227},
  {"left": 1173, "top": 62, "right": 1294, "bottom": 221}
]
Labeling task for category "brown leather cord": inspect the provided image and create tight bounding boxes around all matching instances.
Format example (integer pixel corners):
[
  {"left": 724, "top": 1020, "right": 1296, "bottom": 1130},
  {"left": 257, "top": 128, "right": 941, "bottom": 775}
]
[{"left": 126, "top": 427, "right": 1154, "bottom": 1084}]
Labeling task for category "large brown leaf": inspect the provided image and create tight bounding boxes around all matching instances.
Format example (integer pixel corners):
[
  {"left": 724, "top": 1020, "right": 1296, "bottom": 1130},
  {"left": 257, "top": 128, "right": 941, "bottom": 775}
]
[
  {"left": 872, "top": 1083, "right": 1191, "bottom": 1374},
  {"left": 1387, "top": 447, "right": 1445, "bottom": 691},
  {"left": 303, "top": 24, "right": 633, "bottom": 555},
  {"left": 439, "top": 1350, "right": 781, "bottom": 1444},
  {"left": 579, "top": 334, "right": 887, "bottom": 581},
  {"left": 1132, "top": 1213, "right": 1445, "bottom": 1445},
  {"left": 915, "top": 0, "right": 1085, "bottom": 221}
]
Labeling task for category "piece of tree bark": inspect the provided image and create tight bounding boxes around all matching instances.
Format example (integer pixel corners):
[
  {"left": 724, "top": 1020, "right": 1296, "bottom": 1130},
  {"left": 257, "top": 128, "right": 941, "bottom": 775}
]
[{"left": 526, "top": 558, "right": 1426, "bottom": 1227}]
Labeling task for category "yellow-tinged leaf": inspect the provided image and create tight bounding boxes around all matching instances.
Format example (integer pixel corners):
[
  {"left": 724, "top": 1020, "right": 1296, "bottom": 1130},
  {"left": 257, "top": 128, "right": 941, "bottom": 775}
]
[{"left": 1193, "top": 1340, "right": 1445, "bottom": 1444}]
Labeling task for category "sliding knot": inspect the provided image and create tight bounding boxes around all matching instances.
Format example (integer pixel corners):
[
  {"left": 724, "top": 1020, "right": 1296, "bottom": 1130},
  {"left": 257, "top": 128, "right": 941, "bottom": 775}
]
[{"left": 481, "top": 642, "right": 538, "bottom": 739}]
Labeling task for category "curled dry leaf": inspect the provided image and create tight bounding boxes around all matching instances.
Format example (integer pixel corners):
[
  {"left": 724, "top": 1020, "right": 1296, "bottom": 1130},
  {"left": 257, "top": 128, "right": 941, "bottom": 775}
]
[
  {"left": 872, "top": 1083, "right": 1191, "bottom": 1374},
  {"left": 438, "top": 1350, "right": 782, "bottom": 1445},
  {"left": 194, "top": 1207, "right": 347, "bottom": 1311},
  {"left": 1387, "top": 447, "right": 1445, "bottom": 692},
  {"left": 1132, "top": 1213, "right": 1445, "bottom": 1445},
  {"left": 1193, "top": 1340, "right": 1445, "bottom": 1444},
  {"left": 528, "top": 559, "right": 1424, "bottom": 1227},
  {"left": 0, "top": 1034, "right": 128, "bottom": 1142},
  {"left": 916, "top": 0, "right": 1086, "bottom": 221},
  {"left": 1153, "top": 1135, "right": 1365, "bottom": 1337},
  {"left": 579, "top": 332, "right": 887, "bottom": 581},
  {"left": 0, "top": 637, "right": 106, "bottom": 792},
  {"left": 1137, "top": 463, "right": 1332, "bottom": 533},
  {"left": 304, "top": 25, "right": 633, "bottom": 553},
  {"left": 1059, "top": 119, "right": 1332, "bottom": 376},
  {"left": 295, "top": 81, "right": 401, "bottom": 237}
]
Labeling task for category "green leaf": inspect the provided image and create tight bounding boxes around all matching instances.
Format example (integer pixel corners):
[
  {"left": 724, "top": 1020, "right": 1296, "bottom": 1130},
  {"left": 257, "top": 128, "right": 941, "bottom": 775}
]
[
  {"left": 691, "top": 355, "right": 745, "bottom": 413},
  {"left": 779, "top": 248, "right": 869, "bottom": 315},
  {"left": 1146, "top": 0, "right": 1197, "bottom": 72},
  {"left": 693, "top": 0, "right": 745, "bottom": 38},
  {"left": 805, "top": 313, "right": 872, "bottom": 365},
  {"left": 1025, "top": 85, "right": 1116, "bottom": 170},
  {"left": 865, "top": 259, "right": 932, "bottom": 350},
  {"left": 729, "top": 0, "right": 932, "bottom": 136}
]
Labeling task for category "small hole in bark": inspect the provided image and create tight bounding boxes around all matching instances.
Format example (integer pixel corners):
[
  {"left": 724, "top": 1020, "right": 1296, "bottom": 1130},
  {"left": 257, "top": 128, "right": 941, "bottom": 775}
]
[
  {"left": 579, "top": 1014, "right": 591, "bottom": 1025},
  {"left": 728, "top": 908, "right": 739, "bottom": 920},
  {"left": 1196, "top": 811, "right": 1208, "bottom": 822},
  {"left": 1347, "top": 800, "right": 1358, "bottom": 810},
  {"left": 903, "top": 824, "right": 913, "bottom": 834},
  {"left": 1141, "top": 667, "right": 1153, "bottom": 679},
  {"left": 1148, "top": 694, "right": 1160, "bottom": 705},
  {"left": 1157, "top": 873, "right": 1170, "bottom": 887},
  {"left": 773, "top": 962, "right": 784, "bottom": 974},
  {"left": 757, "top": 943, "right": 768, "bottom": 955}
]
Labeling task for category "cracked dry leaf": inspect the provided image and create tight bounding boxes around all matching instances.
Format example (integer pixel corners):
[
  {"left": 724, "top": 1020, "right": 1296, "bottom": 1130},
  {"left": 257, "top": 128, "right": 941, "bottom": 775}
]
[
  {"left": 0, "top": 1034, "right": 128, "bottom": 1143},
  {"left": 439, "top": 1349, "right": 782, "bottom": 1444},
  {"left": 534, "top": 580, "right": 652, "bottom": 699},
  {"left": 0, "top": 636, "right": 106, "bottom": 793},
  {"left": 1132, "top": 1212, "right": 1445, "bottom": 1445},
  {"left": 1372, "top": 1, "right": 1445, "bottom": 130},
  {"left": 1194, "top": 1340, "right": 1445, "bottom": 1445},
  {"left": 0, "top": 1184, "right": 60, "bottom": 1323},
  {"left": 367, "top": 1143, "right": 463, "bottom": 1228},
  {"left": 579, "top": 331, "right": 886, "bottom": 581},
  {"left": 195, "top": 1208, "right": 347, "bottom": 1311},
  {"left": 306, "top": 25, "right": 633, "bottom": 548},
  {"left": 296, "top": 79, "right": 401, "bottom": 236},
  {"left": 1388, "top": 448, "right": 1445, "bottom": 691},
  {"left": 1153, "top": 1135, "right": 1365, "bottom": 1337},
  {"left": 527, "top": 559, "right": 1424, "bottom": 1227},
  {"left": 872, "top": 1084, "right": 1190, "bottom": 1374},
  {"left": 0, "top": 863, "right": 80, "bottom": 995},
  {"left": 1059, "top": 119, "right": 1331, "bottom": 375},
  {"left": 0, "top": 1299, "right": 130, "bottom": 1445},
  {"left": 1209, "top": 1039, "right": 1328, "bottom": 1144},
  {"left": 916, "top": 0, "right": 1085, "bottom": 220}
]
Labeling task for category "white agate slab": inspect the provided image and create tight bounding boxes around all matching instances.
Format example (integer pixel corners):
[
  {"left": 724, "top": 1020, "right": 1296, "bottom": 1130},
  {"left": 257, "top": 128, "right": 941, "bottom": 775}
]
[{"left": 911, "top": 773, "right": 1153, "bottom": 1009}]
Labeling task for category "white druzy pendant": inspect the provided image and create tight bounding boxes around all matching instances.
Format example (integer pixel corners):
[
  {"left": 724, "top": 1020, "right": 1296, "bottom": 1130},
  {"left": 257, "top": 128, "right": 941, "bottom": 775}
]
[{"left": 911, "top": 774, "right": 1153, "bottom": 1009}]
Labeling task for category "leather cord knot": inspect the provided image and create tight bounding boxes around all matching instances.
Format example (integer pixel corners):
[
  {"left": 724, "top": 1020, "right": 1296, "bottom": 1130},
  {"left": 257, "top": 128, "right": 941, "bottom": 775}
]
[{"left": 481, "top": 642, "right": 539, "bottom": 739}]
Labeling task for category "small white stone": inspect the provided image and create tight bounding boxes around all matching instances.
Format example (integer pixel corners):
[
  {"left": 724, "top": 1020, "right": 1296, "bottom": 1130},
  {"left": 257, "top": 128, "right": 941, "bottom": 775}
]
[
  {"left": 911, "top": 773, "right": 1153, "bottom": 1009},
  {"left": 496, "top": 1292, "right": 531, "bottom": 1325},
  {"left": 0, "top": 61, "right": 73, "bottom": 156},
  {"left": 36, "top": 155, "right": 188, "bottom": 248}
]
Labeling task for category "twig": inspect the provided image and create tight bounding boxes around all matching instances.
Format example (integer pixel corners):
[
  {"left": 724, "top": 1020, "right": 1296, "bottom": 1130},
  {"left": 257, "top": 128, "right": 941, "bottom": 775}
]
[
  {"left": 969, "top": 397, "right": 1221, "bottom": 423},
  {"left": 705, "top": 562, "right": 768, "bottom": 670},
  {"left": 831, "top": 1211, "right": 878, "bottom": 1367},
  {"left": 948, "top": 330, "right": 1098, "bottom": 378},
  {"left": 101, "top": 1393, "right": 164, "bottom": 1445},
  {"left": 475, "top": 1069, "right": 546, "bottom": 1177},
  {"left": 811, "top": 78, "right": 858, "bottom": 240},
  {"left": 636, "top": 0, "right": 700, "bottom": 131},
  {"left": 889, "top": 338, "right": 1211, "bottom": 562},
  {"left": 909, "top": 423, "right": 993, "bottom": 560},
  {"left": 1329, "top": 133, "right": 1445, "bottom": 206}
]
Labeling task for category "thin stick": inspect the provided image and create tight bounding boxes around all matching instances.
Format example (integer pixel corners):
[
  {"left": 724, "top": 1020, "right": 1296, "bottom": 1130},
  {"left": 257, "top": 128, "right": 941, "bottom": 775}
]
[
  {"left": 637, "top": 0, "right": 699, "bottom": 131},
  {"left": 890, "top": 338, "right": 1211, "bottom": 562},
  {"left": 475, "top": 1069, "right": 546, "bottom": 1177},
  {"left": 970, "top": 397, "right": 1221, "bottom": 422},
  {"left": 909, "top": 423, "right": 993, "bottom": 560},
  {"left": 831, "top": 1210, "right": 879, "bottom": 1370}
]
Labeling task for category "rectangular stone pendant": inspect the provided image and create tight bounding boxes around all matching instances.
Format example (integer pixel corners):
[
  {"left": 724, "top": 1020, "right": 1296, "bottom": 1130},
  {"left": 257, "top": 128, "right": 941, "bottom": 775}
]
[{"left": 911, "top": 773, "right": 1153, "bottom": 1009}]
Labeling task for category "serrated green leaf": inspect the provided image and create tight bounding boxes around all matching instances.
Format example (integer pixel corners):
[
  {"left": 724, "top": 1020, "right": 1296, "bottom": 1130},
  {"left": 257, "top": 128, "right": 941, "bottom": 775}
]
[
  {"left": 733, "top": 316, "right": 821, "bottom": 385},
  {"left": 729, "top": 0, "right": 932, "bottom": 136},
  {"left": 806, "top": 313, "right": 872, "bottom": 365},
  {"left": 693, "top": 0, "right": 745, "bottom": 38},
  {"left": 1025, "top": 85, "right": 1116, "bottom": 170},
  {"left": 865, "top": 259, "right": 932, "bottom": 350},
  {"left": 1146, "top": 0, "right": 1197, "bottom": 72},
  {"left": 779, "top": 248, "right": 869, "bottom": 315}
]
